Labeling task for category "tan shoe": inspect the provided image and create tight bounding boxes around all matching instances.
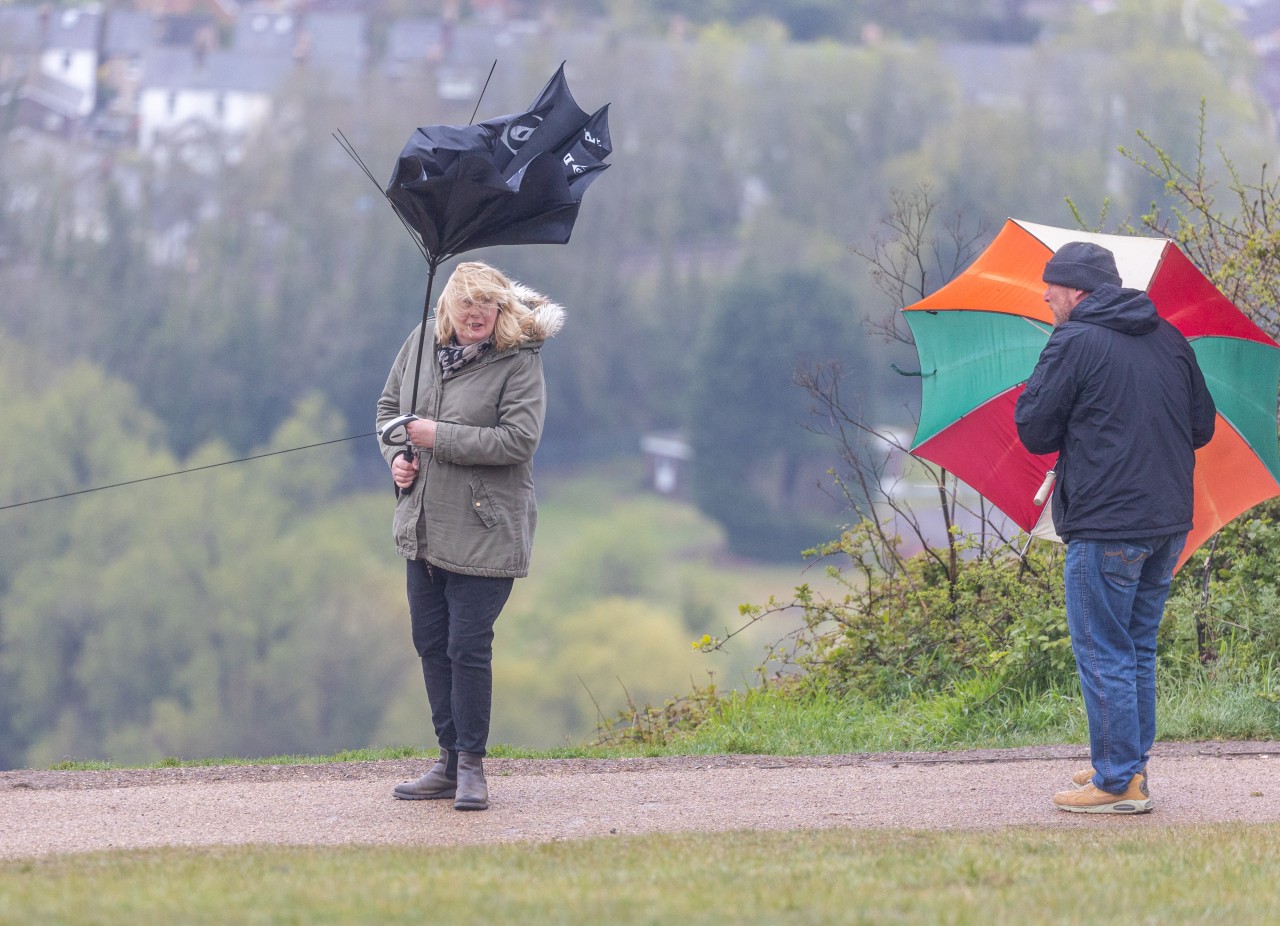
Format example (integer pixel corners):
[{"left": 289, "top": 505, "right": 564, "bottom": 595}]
[
  {"left": 1054, "top": 772, "right": 1151, "bottom": 814},
  {"left": 1073, "top": 766, "right": 1150, "bottom": 789}
]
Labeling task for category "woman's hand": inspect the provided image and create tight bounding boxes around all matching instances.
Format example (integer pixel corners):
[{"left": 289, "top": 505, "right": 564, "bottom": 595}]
[
  {"left": 406, "top": 417, "right": 438, "bottom": 449},
  {"left": 391, "top": 451, "right": 419, "bottom": 489}
]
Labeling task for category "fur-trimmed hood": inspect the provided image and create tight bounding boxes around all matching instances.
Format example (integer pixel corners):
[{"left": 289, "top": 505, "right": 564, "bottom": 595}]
[{"left": 512, "top": 283, "right": 566, "bottom": 342}]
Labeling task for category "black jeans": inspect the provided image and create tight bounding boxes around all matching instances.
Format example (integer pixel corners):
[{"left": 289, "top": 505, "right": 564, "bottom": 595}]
[{"left": 406, "top": 560, "right": 513, "bottom": 756}]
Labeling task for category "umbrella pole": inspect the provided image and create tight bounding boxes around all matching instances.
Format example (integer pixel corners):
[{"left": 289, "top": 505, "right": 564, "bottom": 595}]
[
  {"left": 408, "top": 259, "right": 440, "bottom": 413},
  {"left": 393, "top": 258, "right": 440, "bottom": 480}
]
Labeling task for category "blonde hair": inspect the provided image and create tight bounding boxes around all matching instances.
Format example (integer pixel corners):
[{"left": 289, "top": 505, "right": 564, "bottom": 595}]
[{"left": 434, "top": 261, "right": 538, "bottom": 351}]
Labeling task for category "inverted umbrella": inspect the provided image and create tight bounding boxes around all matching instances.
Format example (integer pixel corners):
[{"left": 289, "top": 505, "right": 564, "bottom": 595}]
[
  {"left": 343, "top": 63, "right": 611, "bottom": 412},
  {"left": 385, "top": 63, "right": 611, "bottom": 264},
  {"left": 901, "top": 218, "right": 1280, "bottom": 570}
]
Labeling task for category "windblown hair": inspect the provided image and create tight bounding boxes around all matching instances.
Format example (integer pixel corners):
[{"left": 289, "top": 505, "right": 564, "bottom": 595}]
[{"left": 434, "top": 261, "right": 562, "bottom": 351}]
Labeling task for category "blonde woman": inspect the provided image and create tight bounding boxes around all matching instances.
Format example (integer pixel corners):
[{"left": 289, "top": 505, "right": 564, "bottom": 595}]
[{"left": 376, "top": 261, "right": 564, "bottom": 811}]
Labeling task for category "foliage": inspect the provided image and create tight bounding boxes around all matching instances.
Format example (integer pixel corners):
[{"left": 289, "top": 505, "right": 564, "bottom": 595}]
[
  {"left": 1078, "top": 101, "right": 1280, "bottom": 342},
  {"left": 0, "top": 333, "right": 808, "bottom": 767},
  {"left": 685, "top": 266, "right": 875, "bottom": 560},
  {"left": 4, "top": 5, "right": 1280, "bottom": 768},
  {"left": 670, "top": 517, "right": 1076, "bottom": 722},
  {"left": 468, "top": 475, "right": 797, "bottom": 749},
  {"left": 1165, "top": 498, "right": 1280, "bottom": 671},
  {"left": 1070, "top": 100, "right": 1280, "bottom": 669},
  {"left": 7, "top": 9, "right": 1261, "bottom": 482},
  {"left": 613, "top": 119, "right": 1280, "bottom": 744},
  {"left": 0, "top": 372, "right": 409, "bottom": 768}
]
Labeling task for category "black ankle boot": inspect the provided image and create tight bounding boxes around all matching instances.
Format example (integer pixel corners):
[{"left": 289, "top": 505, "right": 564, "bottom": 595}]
[
  {"left": 392, "top": 748, "right": 457, "bottom": 800},
  {"left": 454, "top": 751, "right": 488, "bottom": 810}
]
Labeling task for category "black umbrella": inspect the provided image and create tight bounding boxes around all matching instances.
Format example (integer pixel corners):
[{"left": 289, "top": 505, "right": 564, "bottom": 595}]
[{"left": 341, "top": 63, "right": 611, "bottom": 413}]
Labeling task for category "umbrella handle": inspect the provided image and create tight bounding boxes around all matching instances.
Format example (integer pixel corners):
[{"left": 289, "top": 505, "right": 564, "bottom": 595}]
[
  {"left": 392, "top": 446, "right": 417, "bottom": 500},
  {"left": 1033, "top": 470, "right": 1057, "bottom": 506}
]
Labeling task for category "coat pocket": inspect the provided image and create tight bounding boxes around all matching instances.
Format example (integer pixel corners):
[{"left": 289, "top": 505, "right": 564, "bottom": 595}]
[{"left": 469, "top": 473, "right": 500, "bottom": 528}]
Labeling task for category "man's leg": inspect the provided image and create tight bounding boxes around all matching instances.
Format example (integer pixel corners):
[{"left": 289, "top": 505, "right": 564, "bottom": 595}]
[
  {"left": 1130, "top": 532, "right": 1186, "bottom": 768},
  {"left": 1063, "top": 539, "right": 1148, "bottom": 793}
]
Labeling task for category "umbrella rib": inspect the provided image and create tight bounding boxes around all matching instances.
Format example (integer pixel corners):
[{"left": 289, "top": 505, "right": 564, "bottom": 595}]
[
  {"left": 333, "top": 129, "right": 381, "bottom": 187},
  {"left": 334, "top": 129, "right": 431, "bottom": 263},
  {"left": 469, "top": 60, "right": 498, "bottom": 125}
]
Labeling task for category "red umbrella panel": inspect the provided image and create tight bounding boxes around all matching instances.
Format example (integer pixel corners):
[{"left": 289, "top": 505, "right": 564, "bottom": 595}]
[{"left": 901, "top": 218, "right": 1280, "bottom": 570}]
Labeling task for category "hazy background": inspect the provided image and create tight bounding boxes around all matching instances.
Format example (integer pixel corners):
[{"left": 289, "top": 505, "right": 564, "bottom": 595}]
[{"left": 0, "top": 0, "right": 1274, "bottom": 768}]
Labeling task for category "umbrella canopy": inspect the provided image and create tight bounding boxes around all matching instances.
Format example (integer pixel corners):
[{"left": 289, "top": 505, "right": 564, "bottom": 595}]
[
  {"left": 385, "top": 62, "right": 611, "bottom": 264},
  {"left": 369, "top": 62, "right": 610, "bottom": 413},
  {"left": 901, "top": 218, "right": 1280, "bottom": 570}
]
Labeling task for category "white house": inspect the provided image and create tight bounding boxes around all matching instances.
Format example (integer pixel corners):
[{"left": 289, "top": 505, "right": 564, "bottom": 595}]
[
  {"left": 38, "top": 5, "right": 102, "bottom": 119},
  {"left": 137, "top": 44, "right": 291, "bottom": 163}
]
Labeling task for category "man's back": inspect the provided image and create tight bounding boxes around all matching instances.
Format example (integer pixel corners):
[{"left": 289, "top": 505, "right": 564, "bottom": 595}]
[{"left": 1015, "top": 284, "right": 1216, "bottom": 540}]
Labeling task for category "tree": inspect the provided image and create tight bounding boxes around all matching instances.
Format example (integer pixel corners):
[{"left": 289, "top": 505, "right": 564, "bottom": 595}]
[
  {"left": 687, "top": 186, "right": 1072, "bottom": 706},
  {"left": 0, "top": 372, "right": 407, "bottom": 767},
  {"left": 686, "top": 267, "right": 868, "bottom": 560}
]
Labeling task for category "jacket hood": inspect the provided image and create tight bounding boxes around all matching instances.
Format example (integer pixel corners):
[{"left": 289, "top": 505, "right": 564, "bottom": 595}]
[
  {"left": 512, "top": 283, "right": 566, "bottom": 342},
  {"left": 1068, "top": 283, "right": 1158, "bottom": 336}
]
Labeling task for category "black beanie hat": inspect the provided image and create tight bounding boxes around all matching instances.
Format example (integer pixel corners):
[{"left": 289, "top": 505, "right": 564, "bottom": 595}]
[{"left": 1042, "top": 241, "right": 1122, "bottom": 291}]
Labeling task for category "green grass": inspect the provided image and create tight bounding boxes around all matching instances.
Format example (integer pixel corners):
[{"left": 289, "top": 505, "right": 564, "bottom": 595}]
[
  {"left": 38, "top": 666, "right": 1280, "bottom": 771},
  {"left": 45, "top": 746, "right": 434, "bottom": 772},
  {"left": 3, "top": 826, "right": 1279, "bottom": 925},
  {"left": 651, "top": 667, "right": 1280, "bottom": 757}
]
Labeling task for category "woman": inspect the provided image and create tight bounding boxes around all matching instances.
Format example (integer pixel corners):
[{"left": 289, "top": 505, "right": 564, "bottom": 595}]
[{"left": 376, "top": 261, "right": 563, "bottom": 811}]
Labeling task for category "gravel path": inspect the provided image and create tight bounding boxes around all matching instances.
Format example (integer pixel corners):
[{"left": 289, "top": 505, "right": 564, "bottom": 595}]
[{"left": 3, "top": 742, "right": 1279, "bottom": 859}]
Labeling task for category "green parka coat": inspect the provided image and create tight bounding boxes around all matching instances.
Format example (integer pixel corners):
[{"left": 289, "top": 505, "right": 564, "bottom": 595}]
[{"left": 376, "top": 288, "right": 564, "bottom": 577}]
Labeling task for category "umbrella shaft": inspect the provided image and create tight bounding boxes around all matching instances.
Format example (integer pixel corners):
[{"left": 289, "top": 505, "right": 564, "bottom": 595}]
[{"left": 409, "top": 262, "right": 441, "bottom": 412}]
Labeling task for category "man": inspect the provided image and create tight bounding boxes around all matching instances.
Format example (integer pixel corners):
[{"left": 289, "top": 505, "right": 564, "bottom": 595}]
[{"left": 1015, "top": 241, "right": 1217, "bottom": 814}]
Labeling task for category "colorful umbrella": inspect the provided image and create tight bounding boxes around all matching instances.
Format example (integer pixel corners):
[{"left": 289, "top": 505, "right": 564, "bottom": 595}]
[{"left": 901, "top": 218, "right": 1280, "bottom": 569}]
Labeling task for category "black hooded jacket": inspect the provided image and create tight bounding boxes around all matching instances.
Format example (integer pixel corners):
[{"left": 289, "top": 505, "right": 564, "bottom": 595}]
[{"left": 1014, "top": 283, "right": 1217, "bottom": 541}]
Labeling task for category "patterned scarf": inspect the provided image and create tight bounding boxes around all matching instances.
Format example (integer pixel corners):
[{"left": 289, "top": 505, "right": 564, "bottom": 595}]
[{"left": 437, "top": 336, "right": 493, "bottom": 379}]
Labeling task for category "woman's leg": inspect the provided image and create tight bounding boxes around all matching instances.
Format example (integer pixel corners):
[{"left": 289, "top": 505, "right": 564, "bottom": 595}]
[
  {"left": 406, "top": 559, "right": 456, "bottom": 751},
  {"left": 439, "top": 571, "right": 514, "bottom": 756}
]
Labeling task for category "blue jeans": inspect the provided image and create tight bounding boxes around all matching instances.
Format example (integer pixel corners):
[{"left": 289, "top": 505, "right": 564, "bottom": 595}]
[
  {"left": 406, "top": 560, "right": 513, "bottom": 756},
  {"left": 1063, "top": 533, "right": 1186, "bottom": 793}
]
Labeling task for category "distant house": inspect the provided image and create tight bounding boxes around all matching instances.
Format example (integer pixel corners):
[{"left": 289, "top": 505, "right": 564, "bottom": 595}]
[
  {"left": 38, "top": 6, "right": 101, "bottom": 119},
  {"left": 138, "top": 44, "right": 292, "bottom": 163},
  {"left": 382, "top": 16, "right": 447, "bottom": 82},
  {"left": 294, "top": 12, "right": 369, "bottom": 89},
  {"left": 381, "top": 15, "right": 545, "bottom": 105},
  {"left": 640, "top": 432, "right": 692, "bottom": 497},
  {"left": 132, "top": 0, "right": 238, "bottom": 27},
  {"left": 99, "top": 10, "right": 158, "bottom": 141},
  {"left": 136, "top": 5, "right": 372, "bottom": 165},
  {"left": 0, "top": 5, "right": 100, "bottom": 136},
  {"left": 0, "top": 7, "right": 41, "bottom": 88},
  {"left": 233, "top": 6, "right": 302, "bottom": 57}
]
